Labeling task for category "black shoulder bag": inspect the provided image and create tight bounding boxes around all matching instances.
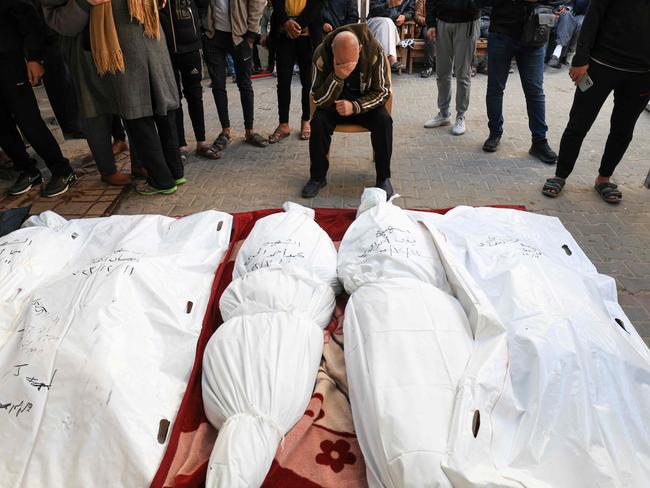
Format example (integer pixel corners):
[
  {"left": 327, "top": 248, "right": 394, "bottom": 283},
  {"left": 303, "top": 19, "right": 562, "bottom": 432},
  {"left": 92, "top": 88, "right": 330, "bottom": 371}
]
[{"left": 521, "top": 5, "right": 556, "bottom": 47}]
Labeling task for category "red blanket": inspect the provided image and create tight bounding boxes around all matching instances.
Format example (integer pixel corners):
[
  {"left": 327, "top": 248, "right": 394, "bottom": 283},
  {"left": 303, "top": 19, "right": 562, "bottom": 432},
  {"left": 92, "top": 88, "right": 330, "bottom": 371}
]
[{"left": 151, "top": 206, "right": 524, "bottom": 488}]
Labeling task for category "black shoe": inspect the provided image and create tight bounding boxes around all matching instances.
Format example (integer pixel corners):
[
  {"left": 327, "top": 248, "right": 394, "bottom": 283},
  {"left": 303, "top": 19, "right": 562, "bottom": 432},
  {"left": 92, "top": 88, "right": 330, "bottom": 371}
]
[
  {"left": 482, "top": 134, "right": 502, "bottom": 152},
  {"left": 43, "top": 172, "right": 78, "bottom": 198},
  {"left": 421, "top": 67, "right": 433, "bottom": 78},
  {"left": 529, "top": 140, "right": 558, "bottom": 164},
  {"left": 9, "top": 169, "right": 42, "bottom": 196},
  {"left": 548, "top": 55, "right": 561, "bottom": 69},
  {"left": 301, "top": 178, "right": 326, "bottom": 198},
  {"left": 376, "top": 178, "right": 394, "bottom": 199}
]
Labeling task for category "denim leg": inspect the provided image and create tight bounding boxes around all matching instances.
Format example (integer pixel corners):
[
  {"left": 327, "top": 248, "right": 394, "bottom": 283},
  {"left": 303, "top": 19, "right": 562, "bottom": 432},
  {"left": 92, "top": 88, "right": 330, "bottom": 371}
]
[
  {"left": 486, "top": 32, "right": 515, "bottom": 137},
  {"left": 516, "top": 44, "right": 548, "bottom": 143}
]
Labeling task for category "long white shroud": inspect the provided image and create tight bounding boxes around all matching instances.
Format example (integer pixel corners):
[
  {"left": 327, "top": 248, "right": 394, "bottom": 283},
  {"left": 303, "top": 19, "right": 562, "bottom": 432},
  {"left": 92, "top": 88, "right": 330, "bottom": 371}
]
[
  {"left": 202, "top": 202, "right": 338, "bottom": 488},
  {"left": 428, "top": 206, "right": 650, "bottom": 488},
  {"left": 0, "top": 210, "right": 232, "bottom": 488},
  {"left": 339, "top": 189, "right": 474, "bottom": 488}
]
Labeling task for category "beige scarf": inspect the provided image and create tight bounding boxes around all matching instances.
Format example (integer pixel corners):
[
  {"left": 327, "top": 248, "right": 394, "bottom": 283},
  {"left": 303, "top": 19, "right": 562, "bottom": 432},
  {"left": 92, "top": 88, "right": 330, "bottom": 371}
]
[{"left": 90, "top": 0, "right": 161, "bottom": 75}]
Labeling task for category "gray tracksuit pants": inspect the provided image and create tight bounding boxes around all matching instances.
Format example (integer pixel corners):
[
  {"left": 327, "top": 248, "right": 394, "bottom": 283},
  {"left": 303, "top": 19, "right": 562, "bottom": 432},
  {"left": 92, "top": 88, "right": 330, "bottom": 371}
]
[{"left": 436, "top": 19, "right": 480, "bottom": 117}]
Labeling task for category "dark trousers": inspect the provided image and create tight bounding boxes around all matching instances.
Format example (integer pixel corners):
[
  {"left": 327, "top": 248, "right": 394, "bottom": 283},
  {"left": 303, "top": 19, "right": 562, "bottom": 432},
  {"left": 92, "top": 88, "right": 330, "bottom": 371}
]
[
  {"left": 309, "top": 105, "right": 393, "bottom": 181},
  {"left": 486, "top": 32, "right": 548, "bottom": 143},
  {"left": 171, "top": 49, "right": 206, "bottom": 146},
  {"left": 124, "top": 111, "right": 183, "bottom": 189},
  {"left": 43, "top": 37, "right": 83, "bottom": 135},
  {"left": 112, "top": 115, "right": 126, "bottom": 142},
  {"left": 203, "top": 31, "right": 255, "bottom": 130},
  {"left": 275, "top": 34, "right": 313, "bottom": 123},
  {"left": 0, "top": 54, "right": 71, "bottom": 176},
  {"left": 556, "top": 62, "right": 650, "bottom": 179},
  {"left": 83, "top": 113, "right": 117, "bottom": 177},
  {"left": 419, "top": 28, "right": 435, "bottom": 69}
]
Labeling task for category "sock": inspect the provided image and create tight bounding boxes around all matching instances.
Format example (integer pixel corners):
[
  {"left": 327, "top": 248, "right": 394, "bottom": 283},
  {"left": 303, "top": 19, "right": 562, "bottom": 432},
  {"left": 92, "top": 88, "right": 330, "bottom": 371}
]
[{"left": 553, "top": 45, "right": 563, "bottom": 58}]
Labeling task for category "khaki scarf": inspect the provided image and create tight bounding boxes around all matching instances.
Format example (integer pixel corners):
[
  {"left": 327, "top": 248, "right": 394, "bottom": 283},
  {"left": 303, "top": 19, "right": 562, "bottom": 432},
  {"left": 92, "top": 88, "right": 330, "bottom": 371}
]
[{"left": 90, "top": 0, "right": 161, "bottom": 75}]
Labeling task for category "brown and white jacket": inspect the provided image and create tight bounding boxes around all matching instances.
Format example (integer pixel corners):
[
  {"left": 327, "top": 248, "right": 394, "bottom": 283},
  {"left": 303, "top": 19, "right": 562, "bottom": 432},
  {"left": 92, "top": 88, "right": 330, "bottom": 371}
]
[{"left": 311, "top": 23, "right": 390, "bottom": 115}]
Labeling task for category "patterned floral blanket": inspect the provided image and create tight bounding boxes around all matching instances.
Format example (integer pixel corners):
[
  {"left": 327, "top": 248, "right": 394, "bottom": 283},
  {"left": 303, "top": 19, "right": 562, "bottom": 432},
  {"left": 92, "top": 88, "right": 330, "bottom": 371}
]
[{"left": 151, "top": 207, "right": 523, "bottom": 488}]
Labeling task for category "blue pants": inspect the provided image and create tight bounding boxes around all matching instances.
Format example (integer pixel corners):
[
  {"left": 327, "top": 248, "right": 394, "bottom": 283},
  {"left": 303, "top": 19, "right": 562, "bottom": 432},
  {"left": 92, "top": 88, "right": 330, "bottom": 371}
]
[{"left": 486, "top": 32, "right": 548, "bottom": 143}]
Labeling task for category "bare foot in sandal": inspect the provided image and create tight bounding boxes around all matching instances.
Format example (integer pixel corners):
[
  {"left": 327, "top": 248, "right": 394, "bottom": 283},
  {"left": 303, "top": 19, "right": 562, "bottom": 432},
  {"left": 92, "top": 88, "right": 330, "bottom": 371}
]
[
  {"left": 196, "top": 141, "right": 221, "bottom": 160},
  {"left": 542, "top": 176, "right": 565, "bottom": 198},
  {"left": 269, "top": 123, "right": 291, "bottom": 144},
  {"left": 300, "top": 120, "right": 311, "bottom": 141},
  {"left": 594, "top": 176, "right": 622, "bottom": 204}
]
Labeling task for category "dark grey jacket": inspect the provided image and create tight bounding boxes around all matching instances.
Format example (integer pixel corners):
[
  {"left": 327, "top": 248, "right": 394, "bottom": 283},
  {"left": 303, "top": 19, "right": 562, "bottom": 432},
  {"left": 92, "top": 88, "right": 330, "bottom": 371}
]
[{"left": 41, "top": 0, "right": 179, "bottom": 120}]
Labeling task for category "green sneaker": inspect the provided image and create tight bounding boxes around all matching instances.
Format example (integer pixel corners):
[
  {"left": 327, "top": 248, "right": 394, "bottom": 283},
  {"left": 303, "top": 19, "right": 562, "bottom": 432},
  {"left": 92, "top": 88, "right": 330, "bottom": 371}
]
[
  {"left": 136, "top": 182, "right": 177, "bottom": 195},
  {"left": 175, "top": 177, "right": 187, "bottom": 186}
]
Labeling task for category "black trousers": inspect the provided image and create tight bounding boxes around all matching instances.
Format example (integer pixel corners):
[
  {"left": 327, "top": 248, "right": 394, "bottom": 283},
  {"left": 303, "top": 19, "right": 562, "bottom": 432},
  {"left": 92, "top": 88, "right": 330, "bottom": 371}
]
[
  {"left": 203, "top": 31, "right": 255, "bottom": 130},
  {"left": 309, "top": 105, "right": 393, "bottom": 181},
  {"left": 112, "top": 115, "right": 126, "bottom": 142},
  {"left": 124, "top": 111, "right": 183, "bottom": 189},
  {"left": 83, "top": 113, "right": 117, "bottom": 177},
  {"left": 43, "top": 36, "right": 83, "bottom": 135},
  {"left": 171, "top": 49, "right": 206, "bottom": 146},
  {"left": 556, "top": 62, "right": 650, "bottom": 179},
  {"left": 0, "top": 54, "right": 71, "bottom": 177},
  {"left": 275, "top": 34, "right": 313, "bottom": 123}
]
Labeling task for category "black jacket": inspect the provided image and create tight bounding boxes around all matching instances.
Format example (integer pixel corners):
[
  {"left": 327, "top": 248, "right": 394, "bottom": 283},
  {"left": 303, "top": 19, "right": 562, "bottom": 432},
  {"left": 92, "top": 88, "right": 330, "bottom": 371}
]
[
  {"left": 368, "top": 0, "right": 416, "bottom": 23},
  {"left": 426, "top": 0, "right": 481, "bottom": 28},
  {"left": 160, "top": 0, "right": 202, "bottom": 54},
  {"left": 0, "top": 0, "right": 44, "bottom": 62},
  {"left": 481, "top": 0, "right": 561, "bottom": 40},
  {"left": 321, "top": 0, "right": 358, "bottom": 28},
  {"left": 270, "top": 0, "right": 323, "bottom": 45},
  {"left": 572, "top": 0, "right": 650, "bottom": 71},
  {"left": 567, "top": 0, "right": 589, "bottom": 15}
]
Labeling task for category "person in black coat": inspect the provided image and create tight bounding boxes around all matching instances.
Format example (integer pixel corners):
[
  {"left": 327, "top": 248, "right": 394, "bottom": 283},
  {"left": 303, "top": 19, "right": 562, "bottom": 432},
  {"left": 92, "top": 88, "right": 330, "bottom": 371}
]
[
  {"left": 0, "top": 0, "right": 76, "bottom": 197},
  {"left": 321, "top": 0, "right": 359, "bottom": 34}
]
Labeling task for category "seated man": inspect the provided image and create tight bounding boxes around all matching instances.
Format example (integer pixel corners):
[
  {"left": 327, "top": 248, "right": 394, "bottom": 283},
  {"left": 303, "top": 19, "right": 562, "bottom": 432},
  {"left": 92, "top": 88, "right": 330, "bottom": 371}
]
[
  {"left": 367, "top": 0, "right": 415, "bottom": 72},
  {"left": 415, "top": 0, "right": 435, "bottom": 78},
  {"left": 548, "top": 0, "right": 590, "bottom": 68},
  {"left": 304, "top": 24, "right": 393, "bottom": 199}
]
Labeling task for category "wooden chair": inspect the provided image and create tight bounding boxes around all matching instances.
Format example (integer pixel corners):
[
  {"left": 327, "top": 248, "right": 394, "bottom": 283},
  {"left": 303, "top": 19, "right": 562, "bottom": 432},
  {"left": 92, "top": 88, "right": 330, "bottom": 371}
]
[
  {"left": 309, "top": 66, "right": 393, "bottom": 159},
  {"left": 402, "top": 21, "right": 426, "bottom": 75}
]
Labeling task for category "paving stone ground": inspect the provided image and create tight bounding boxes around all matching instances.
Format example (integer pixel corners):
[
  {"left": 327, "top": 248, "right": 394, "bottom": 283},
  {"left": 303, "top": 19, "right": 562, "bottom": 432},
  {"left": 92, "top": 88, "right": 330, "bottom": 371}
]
[{"left": 6, "top": 66, "right": 650, "bottom": 344}]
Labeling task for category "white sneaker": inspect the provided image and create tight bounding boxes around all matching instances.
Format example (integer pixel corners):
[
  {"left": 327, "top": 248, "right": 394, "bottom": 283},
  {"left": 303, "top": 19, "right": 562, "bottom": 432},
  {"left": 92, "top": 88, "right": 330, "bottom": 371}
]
[
  {"left": 424, "top": 112, "right": 451, "bottom": 128},
  {"left": 451, "top": 116, "right": 466, "bottom": 135}
]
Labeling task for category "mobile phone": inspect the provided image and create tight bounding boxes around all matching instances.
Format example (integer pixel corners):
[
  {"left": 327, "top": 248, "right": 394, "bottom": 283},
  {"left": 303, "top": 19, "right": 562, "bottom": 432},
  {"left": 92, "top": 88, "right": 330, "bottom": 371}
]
[{"left": 578, "top": 73, "right": 594, "bottom": 92}]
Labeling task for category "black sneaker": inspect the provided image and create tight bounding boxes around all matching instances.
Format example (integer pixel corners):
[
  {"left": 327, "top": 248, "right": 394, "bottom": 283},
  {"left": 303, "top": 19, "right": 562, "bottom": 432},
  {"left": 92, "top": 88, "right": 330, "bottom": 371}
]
[
  {"left": 529, "top": 140, "right": 558, "bottom": 164},
  {"left": 43, "top": 172, "right": 78, "bottom": 198},
  {"left": 376, "top": 178, "right": 394, "bottom": 199},
  {"left": 421, "top": 67, "right": 433, "bottom": 78},
  {"left": 9, "top": 170, "right": 42, "bottom": 196},
  {"left": 301, "top": 178, "right": 327, "bottom": 198},
  {"left": 482, "top": 134, "right": 502, "bottom": 152}
]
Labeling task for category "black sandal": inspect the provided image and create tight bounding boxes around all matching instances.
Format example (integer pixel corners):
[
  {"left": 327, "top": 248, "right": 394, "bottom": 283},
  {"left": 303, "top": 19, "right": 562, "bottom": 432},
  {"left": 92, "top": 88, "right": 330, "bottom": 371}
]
[
  {"left": 213, "top": 132, "right": 232, "bottom": 151},
  {"left": 594, "top": 181, "right": 622, "bottom": 203},
  {"left": 196, "top": 144, "right": 222, "bottom": 159},
  {"left": 542, "top": 177, "right": 566, "bottom": 198},
  {"left": 245, "top": 132, "right": 269, "bottom": 148}
]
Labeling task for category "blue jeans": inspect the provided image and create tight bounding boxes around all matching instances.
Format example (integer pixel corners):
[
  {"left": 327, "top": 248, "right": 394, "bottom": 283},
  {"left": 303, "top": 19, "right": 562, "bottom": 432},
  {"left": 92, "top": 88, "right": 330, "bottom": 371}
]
[{"left": 486, "top": 32, "right": 548, "bottom": 143}]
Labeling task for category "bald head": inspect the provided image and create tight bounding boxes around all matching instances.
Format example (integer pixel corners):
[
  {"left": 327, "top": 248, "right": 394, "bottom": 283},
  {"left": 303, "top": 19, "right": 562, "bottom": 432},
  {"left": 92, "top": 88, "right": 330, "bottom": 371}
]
[{"left": 332, "top": 31, "right": 361, "bottom": 65}]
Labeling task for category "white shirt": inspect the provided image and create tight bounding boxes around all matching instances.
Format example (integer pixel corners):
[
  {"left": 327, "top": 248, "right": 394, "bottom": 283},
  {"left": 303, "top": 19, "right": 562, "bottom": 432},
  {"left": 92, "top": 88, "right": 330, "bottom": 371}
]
[{"left": 213, "top": 0, "right": 231, "bottom": 33}]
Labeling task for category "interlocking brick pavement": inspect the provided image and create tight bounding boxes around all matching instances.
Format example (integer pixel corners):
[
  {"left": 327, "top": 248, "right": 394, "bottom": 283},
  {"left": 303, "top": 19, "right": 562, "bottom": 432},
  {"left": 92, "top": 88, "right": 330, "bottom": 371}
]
[
  {"left": 5, "top": 67, "right": 650, "bottom": 345},
  {"left": 0, "top": 151, "right": 130, "bottom": 219}
]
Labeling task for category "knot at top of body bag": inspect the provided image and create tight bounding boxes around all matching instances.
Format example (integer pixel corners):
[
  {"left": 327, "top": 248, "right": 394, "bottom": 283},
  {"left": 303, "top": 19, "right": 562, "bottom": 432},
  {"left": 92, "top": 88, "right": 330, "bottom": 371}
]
[
  {"left": 219, "top": 267, "right": 336, "bottom": 329},
  {"left": 338, "top": 193, "right": 449, "bottom": 294},
  {"left": 234, "top": 202, "right": 340, "bottom": 294}
]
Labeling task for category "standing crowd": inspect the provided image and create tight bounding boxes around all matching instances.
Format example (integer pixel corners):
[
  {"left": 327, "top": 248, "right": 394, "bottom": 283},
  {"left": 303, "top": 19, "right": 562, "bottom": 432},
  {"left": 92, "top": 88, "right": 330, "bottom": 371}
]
[{"left": 0, "top": 0, "right": 648, "bottom": 203}]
